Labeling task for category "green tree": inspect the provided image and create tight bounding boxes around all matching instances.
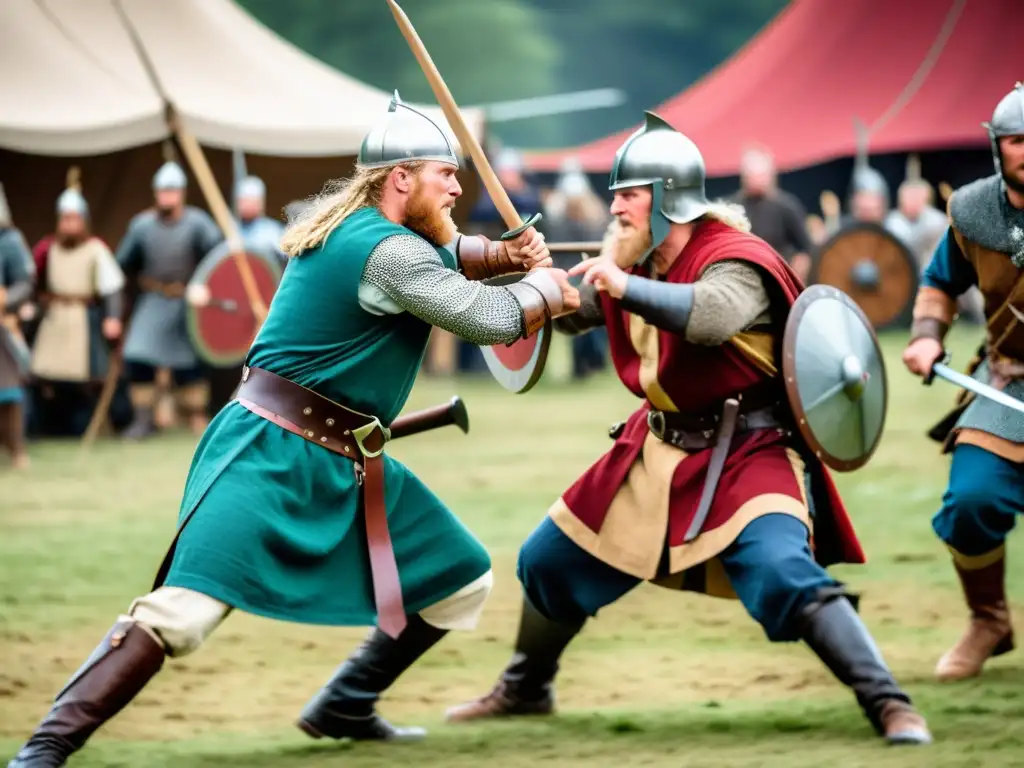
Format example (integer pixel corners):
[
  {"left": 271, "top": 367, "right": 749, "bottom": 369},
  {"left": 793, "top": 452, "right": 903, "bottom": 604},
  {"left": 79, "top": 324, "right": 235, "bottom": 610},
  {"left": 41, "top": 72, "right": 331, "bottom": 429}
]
[
  {"left": 237, "top": 0, "right": 789, "bottom": 149},
  {"left": 239, "top": 0, "right": 564, "bottom": 144}
]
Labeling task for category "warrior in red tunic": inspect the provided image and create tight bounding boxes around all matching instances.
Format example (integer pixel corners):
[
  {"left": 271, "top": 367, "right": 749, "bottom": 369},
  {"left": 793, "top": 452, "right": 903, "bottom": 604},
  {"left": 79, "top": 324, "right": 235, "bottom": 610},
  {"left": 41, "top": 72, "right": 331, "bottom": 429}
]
[{"left": 447, "top": 113, "right": 931, "bottom": 745}]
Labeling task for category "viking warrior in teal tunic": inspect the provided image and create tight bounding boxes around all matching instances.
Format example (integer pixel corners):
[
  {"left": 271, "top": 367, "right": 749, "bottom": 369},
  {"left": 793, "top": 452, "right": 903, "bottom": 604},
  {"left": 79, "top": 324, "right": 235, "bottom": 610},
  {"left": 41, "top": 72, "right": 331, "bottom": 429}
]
[
  {"left": 903, "top": 83, "right": 1024, "bottom": 682},
  {"left": 7, "top": 94, "right": 580, "bottom": 767}
]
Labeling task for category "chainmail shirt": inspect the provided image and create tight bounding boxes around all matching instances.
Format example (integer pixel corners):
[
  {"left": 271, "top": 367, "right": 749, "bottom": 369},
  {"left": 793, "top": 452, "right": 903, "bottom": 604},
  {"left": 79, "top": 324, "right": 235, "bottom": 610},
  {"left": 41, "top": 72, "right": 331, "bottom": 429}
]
[{"left": 359, "top": 233, "right": 526, "bottom": 345}]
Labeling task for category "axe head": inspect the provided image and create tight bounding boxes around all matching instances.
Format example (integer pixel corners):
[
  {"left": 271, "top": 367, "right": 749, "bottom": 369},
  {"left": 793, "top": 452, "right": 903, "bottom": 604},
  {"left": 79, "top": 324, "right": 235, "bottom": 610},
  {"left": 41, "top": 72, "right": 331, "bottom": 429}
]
[{"left": 449, "top": 395, "right": 470, "bottom": 434}]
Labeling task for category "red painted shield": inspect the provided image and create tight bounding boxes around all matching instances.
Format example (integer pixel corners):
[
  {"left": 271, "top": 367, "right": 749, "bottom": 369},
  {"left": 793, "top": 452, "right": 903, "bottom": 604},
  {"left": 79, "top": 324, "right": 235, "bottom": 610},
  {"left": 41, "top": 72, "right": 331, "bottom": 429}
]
[
  {"left": 186, "top": 244, "right": 282, "bottom": 368},
  {"left": 480, "top": 322, "right": 551, "bottom": 393},
  {"left": 477, "top": 272, "right": 554, "bottom": 393}
]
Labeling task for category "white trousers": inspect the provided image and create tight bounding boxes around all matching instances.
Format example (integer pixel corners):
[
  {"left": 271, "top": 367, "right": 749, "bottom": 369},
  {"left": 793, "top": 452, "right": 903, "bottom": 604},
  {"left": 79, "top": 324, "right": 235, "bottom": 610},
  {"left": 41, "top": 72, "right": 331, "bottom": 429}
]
[{"left": 123, "top": 570, "right": 493, "bottom": 657}]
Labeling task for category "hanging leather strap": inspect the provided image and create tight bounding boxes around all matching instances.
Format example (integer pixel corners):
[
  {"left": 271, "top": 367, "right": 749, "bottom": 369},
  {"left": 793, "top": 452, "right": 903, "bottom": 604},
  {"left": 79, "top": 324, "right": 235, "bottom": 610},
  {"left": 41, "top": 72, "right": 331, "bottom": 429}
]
[{"left": 235, "top": 365, "right": 407, "bottom": 638}]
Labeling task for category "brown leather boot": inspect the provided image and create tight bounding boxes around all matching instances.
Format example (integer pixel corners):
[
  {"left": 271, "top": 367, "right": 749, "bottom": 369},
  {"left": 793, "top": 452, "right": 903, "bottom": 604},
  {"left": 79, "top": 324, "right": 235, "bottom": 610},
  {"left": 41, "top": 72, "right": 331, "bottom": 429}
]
[
  {"left": 445, "top": 596, "right": 584, "bottom": 723},
  {"left": 878, "top": 699, "right": 933, "bottom": 745},
  {"left": 935, "top": 554, "right": 1014, "bottom": 682},
  {"left": 799, "top": 591, "right": 931, "bottom": 745},
  {"left": 6, "top": 620, "right": 166, "bottom": 767}
]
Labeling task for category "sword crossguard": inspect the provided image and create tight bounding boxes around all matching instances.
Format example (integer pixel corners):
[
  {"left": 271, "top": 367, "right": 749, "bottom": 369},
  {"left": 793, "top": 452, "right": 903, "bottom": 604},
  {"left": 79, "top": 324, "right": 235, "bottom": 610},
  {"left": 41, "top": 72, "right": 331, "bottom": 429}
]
[
  {"left": 923, "top": 351, "right": 952, "bottom": 386},
  {"left": 500, "top": 212, "right": 543, "bottom": 241}
]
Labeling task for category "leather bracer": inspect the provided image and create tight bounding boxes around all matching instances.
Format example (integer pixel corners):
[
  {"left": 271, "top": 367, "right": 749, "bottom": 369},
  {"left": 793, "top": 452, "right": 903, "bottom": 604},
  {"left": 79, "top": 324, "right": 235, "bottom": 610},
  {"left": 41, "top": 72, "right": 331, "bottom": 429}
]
[
  {"left": 507, "top": 272, "right": 565, "bottom": 338},
  {"left": 457, "top": 235, "right": 525, "bottom": 281},
  {"left": 910, "top": 286, "right": 955, "bottom": 342}
]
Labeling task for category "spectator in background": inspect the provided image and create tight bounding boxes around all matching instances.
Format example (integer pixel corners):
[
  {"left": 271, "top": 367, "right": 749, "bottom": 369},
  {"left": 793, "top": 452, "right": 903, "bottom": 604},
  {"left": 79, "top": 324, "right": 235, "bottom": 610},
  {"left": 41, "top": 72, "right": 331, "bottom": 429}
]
[
  {"left": 885, "top": 178, "right": 948, "bottom": 269},
  {"left": 886, "top": 178, "right": 983, "bottom": 323},
  {"left": 729, "top": 146, "right": 813, "bottom": 281},
  {"left": 846, "top": 166, "right": 890, "bottom": 226},
  {"left": 235, "top": 175, "right": 286, "bottom": 266},
  {"left": 543, "top": 160, "right": 610, "bottom": 378}
]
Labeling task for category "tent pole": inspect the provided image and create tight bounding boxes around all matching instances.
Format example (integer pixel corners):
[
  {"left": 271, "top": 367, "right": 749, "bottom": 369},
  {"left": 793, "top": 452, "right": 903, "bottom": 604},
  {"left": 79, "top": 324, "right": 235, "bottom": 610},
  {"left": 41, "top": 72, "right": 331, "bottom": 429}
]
[
  {"left": 110, "top": 0, "right": 266, "bottom": 323},
  {"left": 168, "top": 108, "right": 267, "bottom": 324}
]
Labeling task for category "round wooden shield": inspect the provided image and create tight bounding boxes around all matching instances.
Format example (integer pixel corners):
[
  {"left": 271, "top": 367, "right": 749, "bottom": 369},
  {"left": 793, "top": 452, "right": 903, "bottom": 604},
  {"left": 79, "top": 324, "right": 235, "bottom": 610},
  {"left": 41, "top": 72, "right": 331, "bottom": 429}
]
[
  {"left": 186, "top": 243, "right": 282, "bottom": 368},
  {"left": 478, "top": 272, "right": 551, "bottom": 393},
  {"left": 809, "top": 222, "right": 918, "bottom": 330}
]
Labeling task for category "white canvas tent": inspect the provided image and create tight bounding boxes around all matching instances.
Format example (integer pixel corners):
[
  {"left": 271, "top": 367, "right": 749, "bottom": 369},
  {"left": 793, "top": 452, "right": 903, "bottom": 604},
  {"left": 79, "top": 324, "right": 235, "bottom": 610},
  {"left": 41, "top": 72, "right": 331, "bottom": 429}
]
[{"left": 0, "top": 0, "right": 486, "bottom": 244}]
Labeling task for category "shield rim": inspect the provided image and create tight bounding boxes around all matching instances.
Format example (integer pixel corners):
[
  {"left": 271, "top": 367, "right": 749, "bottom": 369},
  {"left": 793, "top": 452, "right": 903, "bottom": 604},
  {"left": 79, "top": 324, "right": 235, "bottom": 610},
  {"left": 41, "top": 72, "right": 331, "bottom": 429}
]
[
  {"left": 782, "top": 283, "right": 888, "bottom": 472},
  {"left": 477, "top": 272, "right": 552, "bottom": 394},
  {"left": 186, "top": 248, "right": 282, "bottom": 368},
  {"left": 479, "top": 322, "right": 551, "bottom": 394},
  {"left": 809, "top": 221, "right": 919, "bottom": 330}
]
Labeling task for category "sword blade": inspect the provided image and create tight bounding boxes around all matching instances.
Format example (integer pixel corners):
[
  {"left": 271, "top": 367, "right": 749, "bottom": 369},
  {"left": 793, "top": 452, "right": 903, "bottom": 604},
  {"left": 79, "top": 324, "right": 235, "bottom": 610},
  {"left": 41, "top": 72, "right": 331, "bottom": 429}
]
[{"left": 932, "top": 363, "right": 1024, "bottom": 415}]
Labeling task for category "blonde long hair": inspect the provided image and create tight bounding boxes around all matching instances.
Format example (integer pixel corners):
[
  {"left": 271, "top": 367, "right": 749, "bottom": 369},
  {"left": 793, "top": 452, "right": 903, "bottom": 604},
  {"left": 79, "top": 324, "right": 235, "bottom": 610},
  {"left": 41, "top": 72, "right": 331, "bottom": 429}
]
[{"left": 280, "top": 162, "right": 424, "bottom": 258}]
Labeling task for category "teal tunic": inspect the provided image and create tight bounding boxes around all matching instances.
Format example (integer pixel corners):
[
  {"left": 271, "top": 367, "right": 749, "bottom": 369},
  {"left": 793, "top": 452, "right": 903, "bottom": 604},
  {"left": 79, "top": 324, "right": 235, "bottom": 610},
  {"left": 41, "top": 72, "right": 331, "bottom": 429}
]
[{"left": 157, "top": 208, "right": 491, "bottom": 626}]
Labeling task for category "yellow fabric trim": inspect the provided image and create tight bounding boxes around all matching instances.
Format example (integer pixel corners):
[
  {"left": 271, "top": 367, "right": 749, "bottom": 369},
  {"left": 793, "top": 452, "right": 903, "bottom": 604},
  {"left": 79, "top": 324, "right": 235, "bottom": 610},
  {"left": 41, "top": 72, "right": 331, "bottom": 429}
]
[
  {"left": 667, "top": 492, "right": 810, "bottom": 574},
  {"left": 549, "top": 429, "right": 686, "bottom": 579},
  {"left": 667, "top": 446, "right": 809, "bottom": 573},
  {"left": 728, "top": 330, "right": 777, "bottom": 376},
  {"left": 948, "top": 543, "right": 1005, "bottom": 571},
  {"left": 628, "top": 313, "right": 678, "bottom": 412},
  {"left": 550, "top": 446, "right": 811, "bottom": 587}
]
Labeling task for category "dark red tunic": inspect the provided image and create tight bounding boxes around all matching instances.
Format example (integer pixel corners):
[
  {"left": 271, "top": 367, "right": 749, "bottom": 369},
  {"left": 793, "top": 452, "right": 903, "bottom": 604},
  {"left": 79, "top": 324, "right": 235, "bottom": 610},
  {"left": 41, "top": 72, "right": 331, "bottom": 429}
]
[{"left": 549, "top": 220, "right": 864, "bottom": 593}]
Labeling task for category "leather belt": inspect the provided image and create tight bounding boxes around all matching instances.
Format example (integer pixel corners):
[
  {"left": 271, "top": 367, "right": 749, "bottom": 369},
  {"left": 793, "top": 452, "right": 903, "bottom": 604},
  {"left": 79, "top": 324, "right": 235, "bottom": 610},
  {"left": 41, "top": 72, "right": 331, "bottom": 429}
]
[
  {"left": 138, "top": 276, "right": 186, "bottom": 298},
  {"left": 233, "top": 365, "right": 407, "bottom": 639},
  {"left": 647, "top": 398, "right": 788, "bottom": 544},
  {"left": 41, "top": 292, "right": 97, "bottom": 305}
]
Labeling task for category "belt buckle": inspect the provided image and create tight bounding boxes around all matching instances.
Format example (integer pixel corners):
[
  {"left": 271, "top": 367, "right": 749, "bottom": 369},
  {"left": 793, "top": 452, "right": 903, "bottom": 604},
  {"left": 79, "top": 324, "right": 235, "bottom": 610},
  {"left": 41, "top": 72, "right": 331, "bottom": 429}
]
[
  {"left": 352, "top": 417, "right": 390, "bottom": 458},
  {"left": 647, "top": 410, "right": 666, "bottom": 440}
]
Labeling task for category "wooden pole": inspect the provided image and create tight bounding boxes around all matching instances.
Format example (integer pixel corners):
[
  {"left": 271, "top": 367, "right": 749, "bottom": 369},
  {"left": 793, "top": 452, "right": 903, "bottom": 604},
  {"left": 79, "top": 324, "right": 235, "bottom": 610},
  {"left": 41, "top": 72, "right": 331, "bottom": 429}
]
[{"left": 169, "top": 110, "right": 267, "bottom": 323}]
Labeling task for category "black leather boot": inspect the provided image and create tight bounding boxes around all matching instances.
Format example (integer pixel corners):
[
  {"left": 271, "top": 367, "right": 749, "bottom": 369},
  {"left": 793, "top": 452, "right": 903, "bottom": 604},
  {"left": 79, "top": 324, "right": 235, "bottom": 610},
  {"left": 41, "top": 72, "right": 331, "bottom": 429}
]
[
  {"left": 799, "top": 590, "right": 931, "bottom": 745},
  {"left": 7, "top": 620, "right": 166, "bottom": 767},
  {"left": 297, "top": 614, "right": 447, "bottom": 742},
  {"left": 445, "top": 595, "right": 585, "bottom": 722}
]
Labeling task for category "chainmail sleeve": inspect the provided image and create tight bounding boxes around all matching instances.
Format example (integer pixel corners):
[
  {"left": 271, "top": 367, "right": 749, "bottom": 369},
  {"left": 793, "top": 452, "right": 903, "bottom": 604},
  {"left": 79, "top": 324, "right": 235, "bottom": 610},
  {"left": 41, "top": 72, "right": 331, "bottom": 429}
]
[{"left": 361, "top": 234, "right": 526, "bottom": 345}]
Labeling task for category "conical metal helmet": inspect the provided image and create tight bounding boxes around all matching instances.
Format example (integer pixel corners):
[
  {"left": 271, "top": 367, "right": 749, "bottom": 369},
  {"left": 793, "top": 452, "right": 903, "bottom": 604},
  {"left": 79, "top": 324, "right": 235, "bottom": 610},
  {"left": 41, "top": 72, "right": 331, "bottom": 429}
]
[
  {"left": 57, "top": 187, "right": 89, "bottom": 217},
  {"left": 358, "top": 91, "right": 460, "bottom": 169},
  {"left": 608, "top": 112, "right": 709, "bottom": 263},
  {"left": 983, "top": 82, "right": 1024, "bottom": 177}
]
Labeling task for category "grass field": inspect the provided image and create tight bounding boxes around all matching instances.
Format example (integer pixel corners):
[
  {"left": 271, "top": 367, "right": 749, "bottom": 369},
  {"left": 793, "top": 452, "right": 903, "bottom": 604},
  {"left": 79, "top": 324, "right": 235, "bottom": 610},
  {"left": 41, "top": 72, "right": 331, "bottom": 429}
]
[{"left": 3, "top": 325, "right": 1023, "bottom": 768}]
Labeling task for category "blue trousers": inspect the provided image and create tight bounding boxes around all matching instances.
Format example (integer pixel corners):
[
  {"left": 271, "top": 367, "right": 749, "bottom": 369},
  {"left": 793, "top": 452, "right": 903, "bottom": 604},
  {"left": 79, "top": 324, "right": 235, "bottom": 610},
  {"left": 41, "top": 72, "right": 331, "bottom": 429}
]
[
  {"left": 932, "top": 443, "right": 1024, "bottom": 557},
  {"left": 517, "top": 513, "right": 839, "bottom": 642}
]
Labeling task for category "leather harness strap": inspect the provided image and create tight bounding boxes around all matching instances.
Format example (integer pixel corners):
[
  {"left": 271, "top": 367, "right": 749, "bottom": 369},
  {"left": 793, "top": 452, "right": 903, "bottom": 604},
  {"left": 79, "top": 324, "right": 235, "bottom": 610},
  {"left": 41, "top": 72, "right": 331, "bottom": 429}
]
[{"left": 234, "top": 365, "right": 407, "bottom": 639}]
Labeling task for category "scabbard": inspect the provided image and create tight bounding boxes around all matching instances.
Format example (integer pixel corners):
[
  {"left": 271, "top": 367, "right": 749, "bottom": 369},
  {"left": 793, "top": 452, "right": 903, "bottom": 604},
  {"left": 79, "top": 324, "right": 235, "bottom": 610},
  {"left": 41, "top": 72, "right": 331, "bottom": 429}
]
[{"left": 683, "top": 398, "right": 740, "bottom": 543}]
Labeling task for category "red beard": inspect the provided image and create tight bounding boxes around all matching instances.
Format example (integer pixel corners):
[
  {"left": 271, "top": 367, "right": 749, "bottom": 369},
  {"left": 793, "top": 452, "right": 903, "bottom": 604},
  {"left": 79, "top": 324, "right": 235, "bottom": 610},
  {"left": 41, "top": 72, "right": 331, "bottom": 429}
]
[{"left": 404, "top": 185, "right": 456, "bottom": 246}]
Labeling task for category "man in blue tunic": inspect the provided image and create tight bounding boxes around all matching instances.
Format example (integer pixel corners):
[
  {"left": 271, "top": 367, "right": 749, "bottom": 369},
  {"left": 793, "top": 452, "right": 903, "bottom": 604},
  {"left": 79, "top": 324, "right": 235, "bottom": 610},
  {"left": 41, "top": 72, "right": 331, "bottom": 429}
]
[{"left": 902, "top": 82, "right": 1024, "bottom": 681}]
